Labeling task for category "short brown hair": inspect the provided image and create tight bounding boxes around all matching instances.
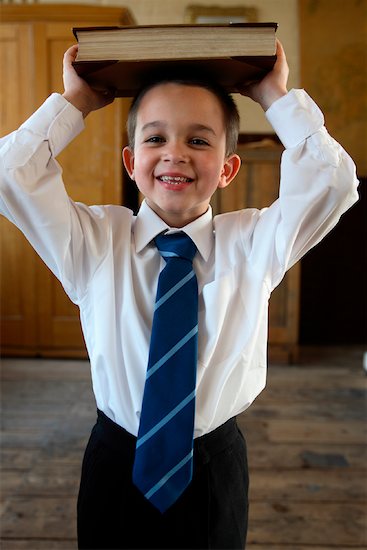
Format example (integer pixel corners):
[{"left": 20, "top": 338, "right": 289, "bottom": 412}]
[{"left": 126, "top": 69, "right": 240, "bottom": 157}]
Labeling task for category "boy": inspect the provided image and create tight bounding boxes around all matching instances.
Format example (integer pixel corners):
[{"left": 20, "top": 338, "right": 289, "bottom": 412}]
[{"left": 0, "top": 40, "right": 359, "bottom": 549}]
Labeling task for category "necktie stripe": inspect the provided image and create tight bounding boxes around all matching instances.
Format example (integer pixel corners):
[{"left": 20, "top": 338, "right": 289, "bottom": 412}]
[
  {"left": 145, "top": 450, "right": 194, "bottom": 500},
  {"left": 146, "top": 325, "right": 198, "bottom": 379},
  {"left": 154, "top": 270, "right": 195, "bottom": 311},
  {"left": 136, "top": 390, "right": 195, "bottom": 448},
  {"left": 160, "top": 250, "right": 179, "bottom": 258}
]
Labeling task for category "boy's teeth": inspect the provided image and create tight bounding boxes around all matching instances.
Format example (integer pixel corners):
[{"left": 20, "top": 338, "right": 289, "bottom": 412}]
[{"left": 159, "top": 176, "right": 191, "bottom": 184}]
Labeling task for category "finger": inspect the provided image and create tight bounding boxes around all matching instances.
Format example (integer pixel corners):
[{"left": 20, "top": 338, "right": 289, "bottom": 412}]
[
  {"left": 103, "top": 88, "right": 116, "bottom": 99},
  {"left": 235, "top": 80, "right": 257, "bottom": 97},
  {"left": 274, "top": 39, "right": 287, "bottom": 65},
  {"left": 97, "top": 88, "right": 117, "bottom": 106},
  {"left": 63, "top": 44, "right": 79, "bottom": 65},
  {"left": 272, "top": 40, "right": 289, "bottom": 79},
  {"left": 275, "top": 39, "right": 284, "bottom": 54}
]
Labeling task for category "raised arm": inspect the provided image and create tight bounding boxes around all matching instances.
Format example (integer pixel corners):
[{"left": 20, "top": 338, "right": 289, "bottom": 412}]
[{"left": 62, "top": 44, "right": 115, "bottom": 117}]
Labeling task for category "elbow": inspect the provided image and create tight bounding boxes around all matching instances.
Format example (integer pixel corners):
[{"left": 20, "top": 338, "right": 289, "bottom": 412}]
[{"left": 333, "top": 153, "right": 360, "bottom": 209}]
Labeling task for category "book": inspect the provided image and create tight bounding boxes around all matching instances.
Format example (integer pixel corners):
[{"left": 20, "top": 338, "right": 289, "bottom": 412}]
[{"left": 72, "top": 23, "right": 277, "bottom": 97}]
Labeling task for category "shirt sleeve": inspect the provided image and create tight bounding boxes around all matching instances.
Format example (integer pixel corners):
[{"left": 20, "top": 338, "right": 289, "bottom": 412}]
[
  {"left": 0, "top": 94, "right": 111, "bottom": 303},
  {"left": 242, "top": 88, "right": 359, "bottom": 291}
]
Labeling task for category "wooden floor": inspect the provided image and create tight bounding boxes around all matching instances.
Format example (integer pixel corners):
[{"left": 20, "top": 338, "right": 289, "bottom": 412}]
[{"left": 0, "top": 347, "right": 366, "bottom": 549}]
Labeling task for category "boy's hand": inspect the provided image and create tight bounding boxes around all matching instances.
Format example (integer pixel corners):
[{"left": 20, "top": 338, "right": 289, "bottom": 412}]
[
  {"left": 237, "top": 40, "right": 289, "bottom": 111},
  {"left": 62, "top": 45, "right": 115, "bottom": 118}
]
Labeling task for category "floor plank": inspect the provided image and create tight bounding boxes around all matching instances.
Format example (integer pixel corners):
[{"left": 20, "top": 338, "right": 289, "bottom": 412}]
[
  {"left": 247, "top": 501, "right": 366, "bottom": 546},
  {"left": 250, "top": 469, "right": 366, "bottom": 501},
  {"left": 1, "top": 541, "right": 76, "bottom": 550},
  {"left": 1, "top": 496, "right": 76, "bottom": 539},
  {"left": 247, "top": 442, "right": 367, "bottom": 469},
  {"left": 240, "top": 417, "right": 367, "bottom": 444}
]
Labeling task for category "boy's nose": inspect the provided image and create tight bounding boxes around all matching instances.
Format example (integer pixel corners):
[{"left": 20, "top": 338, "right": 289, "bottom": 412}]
[{"left": 162, "top": 143, "right": 189, "bottom": 164}]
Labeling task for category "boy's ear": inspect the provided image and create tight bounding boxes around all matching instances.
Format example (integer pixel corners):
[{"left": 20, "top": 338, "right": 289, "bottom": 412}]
[
  {"left": 218, "top": 154, "right": 241, "bottom": 189},
  {"left": 122, "top": 146, "right": 135, "bottom": 180}
]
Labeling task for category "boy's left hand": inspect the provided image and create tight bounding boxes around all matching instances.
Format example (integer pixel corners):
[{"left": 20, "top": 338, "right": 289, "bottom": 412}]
[{"left": 237, "top": 39, "right": 289, "bottom": 111}]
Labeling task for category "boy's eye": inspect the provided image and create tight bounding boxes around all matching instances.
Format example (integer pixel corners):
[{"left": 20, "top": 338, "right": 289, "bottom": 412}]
[
  {"left": 190, "top": 138, "right": 210, "bottom": 146},
  {"left": 145, "top": 136, "right": 165, "bottom": 144}
]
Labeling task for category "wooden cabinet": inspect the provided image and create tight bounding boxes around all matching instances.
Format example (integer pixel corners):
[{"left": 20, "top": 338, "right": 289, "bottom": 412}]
[
  {"left": 0, "top": 5, "right": 135, "bottom": 357},
  {"left": 212, "top": 141, "right": 300, "bottom": 362}
]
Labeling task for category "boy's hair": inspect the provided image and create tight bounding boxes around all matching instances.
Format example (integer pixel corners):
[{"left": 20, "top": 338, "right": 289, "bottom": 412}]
[{"left": 127, "top": 68, "right": 240, "bottom": 157}]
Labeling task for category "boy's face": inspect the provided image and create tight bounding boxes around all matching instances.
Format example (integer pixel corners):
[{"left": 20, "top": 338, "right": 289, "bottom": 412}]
[{"left": 123, "top": 83, "right": 240, "bottom": 227}]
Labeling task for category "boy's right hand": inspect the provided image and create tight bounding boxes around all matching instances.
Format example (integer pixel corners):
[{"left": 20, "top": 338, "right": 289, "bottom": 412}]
[
  {"left": 237, "top": 40, "right": 289, "bottom": 111},
  {"left": 62, "top": 45, "right": 115, "bottom": 118}
]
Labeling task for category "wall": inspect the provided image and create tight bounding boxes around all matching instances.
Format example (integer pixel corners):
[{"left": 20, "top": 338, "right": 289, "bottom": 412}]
[
  {"left": 38, "top": 0, "right": 301, "bottom": 134},
  {"left": 299, "top": 0, "right": 367, "bottom": 177}
]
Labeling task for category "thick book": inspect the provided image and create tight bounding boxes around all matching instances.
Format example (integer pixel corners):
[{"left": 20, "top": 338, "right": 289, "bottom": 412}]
[{"left": 72, "top": 23, "right": 277, "bottom": 97}]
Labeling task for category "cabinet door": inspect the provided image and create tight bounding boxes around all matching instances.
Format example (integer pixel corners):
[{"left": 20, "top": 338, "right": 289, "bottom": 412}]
[
  {"left": 0, "top": 18, "right": 131, "bottom": 357},
  {"left": 0, "top": 24, "right": 39, "bottom": 354},
  {"left": 214, "top": 144, "right": 300, "bottom": 361}
]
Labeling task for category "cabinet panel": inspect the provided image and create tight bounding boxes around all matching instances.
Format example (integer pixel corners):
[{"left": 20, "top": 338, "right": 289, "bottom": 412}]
[
  {"left": 0, "top": 24, "right": 34, "bottom": 129},
  {"left": 0, "top": 23, "right": 38, "bottom": 352},
  {"left": 0, "top": 222, "right": 38, "bottom": 350}
]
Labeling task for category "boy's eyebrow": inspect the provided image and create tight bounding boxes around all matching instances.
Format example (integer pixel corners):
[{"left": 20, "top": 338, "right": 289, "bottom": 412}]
[
  {"left": 141, "top": 121, "right": 166, "bottom": 132},
  {"left": 189, "top": 123, "right": 217, "bottom": 136},
  {"left": 140, "top": 121, "right": 217, "bottom": 136}
]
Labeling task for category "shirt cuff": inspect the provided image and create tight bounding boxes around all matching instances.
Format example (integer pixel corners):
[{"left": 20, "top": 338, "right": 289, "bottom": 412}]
[
  {"left": 21, "top": 93, "right": 85, "bottom": 157},
  {"left": 265, "top": 89, "right": 325, "bottom": 149}
]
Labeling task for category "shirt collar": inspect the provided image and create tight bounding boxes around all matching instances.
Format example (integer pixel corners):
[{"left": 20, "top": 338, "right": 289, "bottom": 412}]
[{"left": 133, "top": 199, "right": 214, "bottom": 262}]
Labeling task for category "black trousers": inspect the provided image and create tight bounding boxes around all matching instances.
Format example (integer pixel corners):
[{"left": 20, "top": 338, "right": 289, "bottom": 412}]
[{"left": 77, "top": 410, "right": 249, "bottom": 550}]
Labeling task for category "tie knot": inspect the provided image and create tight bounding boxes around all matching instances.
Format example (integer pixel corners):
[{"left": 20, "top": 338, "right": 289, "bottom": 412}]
[{"left": 154, "top": 232, "right": 197, "bottom": 263}]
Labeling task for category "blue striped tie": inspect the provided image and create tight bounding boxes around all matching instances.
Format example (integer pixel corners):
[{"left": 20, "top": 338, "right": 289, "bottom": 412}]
[{"left": 133, "top": 232, "right": 198, "bottom": 513}]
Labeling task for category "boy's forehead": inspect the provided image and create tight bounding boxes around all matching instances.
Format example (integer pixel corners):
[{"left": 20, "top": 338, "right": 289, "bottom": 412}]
[{"left": 136, "top": 82, "right": 225, "bottom": 126}]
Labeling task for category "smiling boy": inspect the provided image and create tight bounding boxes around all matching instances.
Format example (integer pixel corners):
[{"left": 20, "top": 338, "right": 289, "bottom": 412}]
[{"left": 0, "top": 40, "right": 359, "bottom": 549}]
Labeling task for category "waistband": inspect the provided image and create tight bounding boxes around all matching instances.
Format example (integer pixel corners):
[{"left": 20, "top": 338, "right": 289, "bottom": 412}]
[{"left": 95, "top": 410, "right": 239, "bottom": 465}]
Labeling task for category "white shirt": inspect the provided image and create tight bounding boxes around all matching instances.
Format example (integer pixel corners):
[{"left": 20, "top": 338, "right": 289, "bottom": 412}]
[{"left": 0, "top": 90, "right": 359, "bottom": 437}]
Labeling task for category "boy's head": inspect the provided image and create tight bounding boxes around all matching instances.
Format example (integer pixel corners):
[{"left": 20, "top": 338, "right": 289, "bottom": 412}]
[
  {"left": 122, "top": 69, "right": 241, "bottom": 227},
  {"left": 127, "top": 70, "right": 240, "bottom": 157}
]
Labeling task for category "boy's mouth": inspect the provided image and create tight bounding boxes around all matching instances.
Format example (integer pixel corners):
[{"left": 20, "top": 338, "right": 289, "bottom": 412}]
[{"left": 157, "top": 175, "right": 193, "bottom": 185}]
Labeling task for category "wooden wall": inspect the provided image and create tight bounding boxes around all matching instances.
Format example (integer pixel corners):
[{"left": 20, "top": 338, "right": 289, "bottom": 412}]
[{"left": 299, "top": 0, "right": 367, "bottom": 177}]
